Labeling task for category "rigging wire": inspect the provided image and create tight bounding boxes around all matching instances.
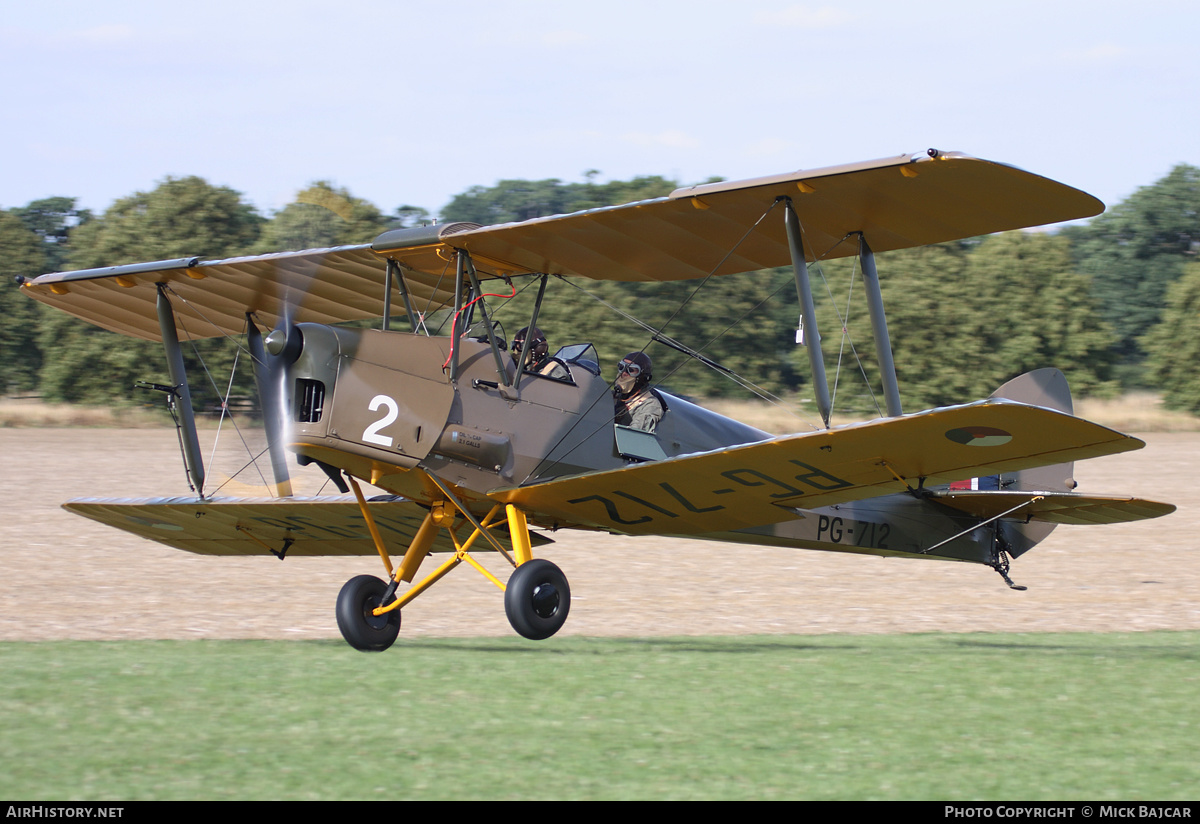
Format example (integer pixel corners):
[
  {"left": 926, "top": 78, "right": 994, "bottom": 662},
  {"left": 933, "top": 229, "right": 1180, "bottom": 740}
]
[
  {"left": 471, "top": 273, "right": 543, "bottom": 328},
  {"left": 640, "top": 215, "right": 884, "bottom": 428},
  {"left": 811, "top": 242, "right": 884, "bottom": 419},
  {"left": 387, "top": 261, "right": 433, "bottom": 335},
  {"left": 164, "top": 286, "right": 278, "bottom": 495},
  {"left": 635, "top": 199, "right": 782, "bottom": 356},
  {"left": 522, "top": 198, "right": 787, "bottom": 482},
  {"left": 425, "top": 256, "right": 455, "bottom": 335},
  {"left": 562, "top": 275, "right": 817, "bottom": 428},
  {"left": 206, "top": 341, "right": 243, "bottom": 476},
  {"left": 441, "top": 279, "right": 517, "bottom": 371}
]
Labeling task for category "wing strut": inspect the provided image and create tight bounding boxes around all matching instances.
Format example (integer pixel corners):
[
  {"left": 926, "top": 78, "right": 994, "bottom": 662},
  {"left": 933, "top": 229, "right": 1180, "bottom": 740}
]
[
  {"left": 513, "top": 274, "right": 549, "bottom": 392},
  {"left": 155, "top": 284, "right": 206, "bottom": 497},
  {"left": 448, "top": 251, "right": 467, "bottom": 382},
  {"left": 782, "top": 198, "right": 832, "bottom": 428},
  {"left": 859, "top": 235, "right": 903, "bottom": 417},
  {"left": 463, "top": 255, "right": 513, "bottom": 387},
  {"left": 384, "top": 259, "right": 421, "bottom": 334}
]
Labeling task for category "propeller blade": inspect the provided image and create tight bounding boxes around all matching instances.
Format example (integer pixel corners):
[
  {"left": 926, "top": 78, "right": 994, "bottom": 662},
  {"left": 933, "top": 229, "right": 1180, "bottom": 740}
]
[
  {"left": 249, "top": 251, "right": 348, "bottom": 497},
  {"left": 247, "top": 318, "right": 294, "bottom": 498}
]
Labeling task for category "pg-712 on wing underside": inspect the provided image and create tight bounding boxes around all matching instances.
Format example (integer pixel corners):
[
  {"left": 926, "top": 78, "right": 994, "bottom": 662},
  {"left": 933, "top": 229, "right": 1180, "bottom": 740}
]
[{"left": 19, "top": 149, "right": 1174, "bottom": 650}]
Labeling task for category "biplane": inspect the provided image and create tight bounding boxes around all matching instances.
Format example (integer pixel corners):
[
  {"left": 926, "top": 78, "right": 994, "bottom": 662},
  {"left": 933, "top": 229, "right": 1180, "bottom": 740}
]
[{"left": 18, "top": 149, "right": 1175, "bottom": 651}]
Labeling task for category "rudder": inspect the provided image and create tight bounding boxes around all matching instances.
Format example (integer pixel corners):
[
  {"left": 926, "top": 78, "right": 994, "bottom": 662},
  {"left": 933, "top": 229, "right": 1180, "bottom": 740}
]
[{"left": 988, "top": 368, "right": 1076, "bottom": 556}]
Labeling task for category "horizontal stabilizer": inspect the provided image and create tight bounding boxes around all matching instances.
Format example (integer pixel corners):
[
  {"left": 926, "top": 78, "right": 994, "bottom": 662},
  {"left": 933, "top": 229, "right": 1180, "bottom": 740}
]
[
  {"left": 64, "top": 496, "right": 553, "bottom": 557},
  {"left": 929, "top": 490, "right": 1175, "bottom": 525},
  {"left": 493, "top": 400, "right": 1144, "bottom": 535}
]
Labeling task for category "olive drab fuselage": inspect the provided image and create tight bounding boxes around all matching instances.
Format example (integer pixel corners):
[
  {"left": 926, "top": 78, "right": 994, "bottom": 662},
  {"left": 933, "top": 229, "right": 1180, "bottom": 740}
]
[
  {"left": 283, "top": 323, "right": 1046, "bottom": 564},
  {"left": 286, "top": 325, "right": 769, "bottom": 519}
]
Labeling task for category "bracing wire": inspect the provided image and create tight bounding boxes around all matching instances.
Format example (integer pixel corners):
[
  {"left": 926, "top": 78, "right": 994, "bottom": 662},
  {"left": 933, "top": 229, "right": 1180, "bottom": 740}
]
[
  {"left": 166, "top": 287, "right": 277, "bottom": 494},
  {"left": 205, "top": 342, "right": 241, "bottom": 474},
  {"left": 561, "top": 276, "right": 818, "bottom": 428},
  {"left": 523, "top": 198, "right": 789, "bottom": 481},
  {"left": 441, "top": 280, "right": 518, "bottom": 371},
  {"left": 811, "top": 246, "right": 884, "bottom": 419}
]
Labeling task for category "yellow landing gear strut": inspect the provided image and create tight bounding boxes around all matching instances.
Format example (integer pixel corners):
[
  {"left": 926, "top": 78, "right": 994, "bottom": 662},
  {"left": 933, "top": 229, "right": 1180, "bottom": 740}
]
[{"left": 334, "top": 473, "right": 571, "bottom": 652}]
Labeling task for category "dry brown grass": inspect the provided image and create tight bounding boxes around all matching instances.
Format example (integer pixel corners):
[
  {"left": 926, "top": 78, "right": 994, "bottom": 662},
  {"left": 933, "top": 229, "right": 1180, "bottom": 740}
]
[
  {"left": 704, "top": 395, "right": 824, "bottom": 433},
  {"left": 1073, "top": 392, "right": 1200, "bottom": 432},
  {"left": 707, "top": 392, "right": 1200, "bottom": 434},
  {"left": 0, "top": 398, "right": 168, "bottom": 428}
]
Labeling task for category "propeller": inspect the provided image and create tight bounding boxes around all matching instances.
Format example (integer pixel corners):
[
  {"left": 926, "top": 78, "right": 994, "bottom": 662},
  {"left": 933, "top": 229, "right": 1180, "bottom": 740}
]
[
  {"left": 247, "top": 313, "right": 297, "bottom": 498},
  {"left": 246, "top": 269, "right": 313, "bottom": 498},
  {"left": 247, "top": 260, "right": 354, "bottom": 498}
]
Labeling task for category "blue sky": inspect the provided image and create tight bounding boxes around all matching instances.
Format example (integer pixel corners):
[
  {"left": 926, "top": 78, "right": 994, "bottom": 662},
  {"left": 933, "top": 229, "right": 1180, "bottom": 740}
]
[{"left": 2, "top": 0, "right": 1196, "bottom": 219}]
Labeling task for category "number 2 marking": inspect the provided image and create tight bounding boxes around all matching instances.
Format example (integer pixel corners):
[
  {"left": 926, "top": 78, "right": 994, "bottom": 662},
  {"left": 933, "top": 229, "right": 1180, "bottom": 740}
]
[{"left": 363, "top": 394, "right": 398, "bottom": 447}]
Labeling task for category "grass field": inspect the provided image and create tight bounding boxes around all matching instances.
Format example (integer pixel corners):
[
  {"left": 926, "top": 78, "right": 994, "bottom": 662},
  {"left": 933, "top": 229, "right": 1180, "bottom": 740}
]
[
  {"left": 2, "top": 632, "right": 1196, "bottom": 800},
  {"left": 1, "top": 408, "right": 1194, "bottom": 800}
]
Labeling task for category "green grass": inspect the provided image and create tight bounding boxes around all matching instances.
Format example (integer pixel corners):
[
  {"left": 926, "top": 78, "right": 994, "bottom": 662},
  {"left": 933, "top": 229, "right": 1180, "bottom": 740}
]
[{"left": 1, "top": 633, "right": 1196, "bottom": 800}]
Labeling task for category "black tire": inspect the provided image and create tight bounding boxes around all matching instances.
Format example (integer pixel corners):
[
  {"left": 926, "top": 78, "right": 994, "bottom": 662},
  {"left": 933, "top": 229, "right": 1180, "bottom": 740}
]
[
  {"left": 504, "top": 559, "right": 570, "bottom": 640},
  {"left": 336, "top": 575, "right": 401, "bottom": 652}
]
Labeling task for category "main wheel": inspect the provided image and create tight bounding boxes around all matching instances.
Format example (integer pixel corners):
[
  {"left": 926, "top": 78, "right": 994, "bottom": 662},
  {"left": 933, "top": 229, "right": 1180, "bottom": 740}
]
[
  {"left": 336, "top": 575, "right": 401, "bottom": 652},
  {"left": 504, "top": 559, "right": 570, "bottom": 640}
]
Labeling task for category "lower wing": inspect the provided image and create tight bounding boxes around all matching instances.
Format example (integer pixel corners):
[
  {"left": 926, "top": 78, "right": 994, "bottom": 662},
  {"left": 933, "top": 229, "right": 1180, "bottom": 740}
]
[
  {"left": 492, "top": 399, "right": 1152, "bottom": 535},
  {"left": 64, "top": 495, "right": 553, "bottom": 557}
]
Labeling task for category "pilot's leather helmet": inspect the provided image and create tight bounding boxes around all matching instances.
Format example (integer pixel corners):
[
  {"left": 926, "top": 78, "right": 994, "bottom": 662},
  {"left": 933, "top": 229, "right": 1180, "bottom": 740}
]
[{"left": 512, "top": 327, "right": 549, "bottom": 364}]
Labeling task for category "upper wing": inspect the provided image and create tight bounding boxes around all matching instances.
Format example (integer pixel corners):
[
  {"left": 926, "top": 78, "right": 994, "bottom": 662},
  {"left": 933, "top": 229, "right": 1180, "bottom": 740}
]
[
  {"left": 490, "top": 400, "right": 1142, "bottom": 535},
  {"left": 449, "top": 151, "right": 1103, "bottom": 283},
  {"left": 19, "top": 151, "right": 1102, "bottom": 340},
  {"left": 64, "top": 495, "right": 553, "bottom": 557},
  {"left": 16, "top": 241, "right": 464, "bottom": 342}
]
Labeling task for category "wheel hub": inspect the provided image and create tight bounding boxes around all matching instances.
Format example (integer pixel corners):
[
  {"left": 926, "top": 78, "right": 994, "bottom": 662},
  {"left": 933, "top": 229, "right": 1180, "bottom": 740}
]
[
  {"left": 530, "top": 583, "right": 559, "bottom": 618},
  {"left": 363, "top": 596, "right": 391, "bottom": 630}
]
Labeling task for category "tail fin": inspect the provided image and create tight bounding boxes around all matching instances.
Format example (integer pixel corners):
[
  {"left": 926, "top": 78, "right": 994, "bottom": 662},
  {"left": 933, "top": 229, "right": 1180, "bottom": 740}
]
[
  {"left": 988, "top": 368, "right": 1075, "bottom": 556},
  {"left": 990, "top": 368, "right": 1077, "bottom": 493}
]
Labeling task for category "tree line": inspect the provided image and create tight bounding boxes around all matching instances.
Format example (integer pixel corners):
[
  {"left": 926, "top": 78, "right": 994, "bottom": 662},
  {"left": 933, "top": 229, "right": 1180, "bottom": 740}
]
[{"left": 1, "top": 165, "right": 1198, "bottom": 417}]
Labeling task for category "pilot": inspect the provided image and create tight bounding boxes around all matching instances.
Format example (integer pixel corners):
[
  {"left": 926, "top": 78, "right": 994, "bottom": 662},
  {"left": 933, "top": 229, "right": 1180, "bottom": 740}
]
[
  {"left": 613, "top": 351, "right": 664, "bottom": 433},
  {"left": 512, "top": 326, "right": 569, "bottom": 381}
]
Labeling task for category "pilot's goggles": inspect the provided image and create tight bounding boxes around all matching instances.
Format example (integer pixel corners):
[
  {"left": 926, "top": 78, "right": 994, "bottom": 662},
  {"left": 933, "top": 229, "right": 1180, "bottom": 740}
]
[{"left": 616, "top": 360, "right": 642, "bottom": 377}]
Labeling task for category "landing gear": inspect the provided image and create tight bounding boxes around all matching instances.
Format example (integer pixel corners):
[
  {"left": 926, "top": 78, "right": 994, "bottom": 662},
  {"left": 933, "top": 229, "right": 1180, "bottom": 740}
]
[
  {"left": 336, "top": 575, "right": 401, "bottom": 652},
  {"left": 338, "top": 474, "right": 570, "bottom": 649},
  {"left": 505, "top": 559, "right": 571, "bottom": 640},
  {"left": 989, "top": 526, "right": 1028, "bottom": 591}
]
